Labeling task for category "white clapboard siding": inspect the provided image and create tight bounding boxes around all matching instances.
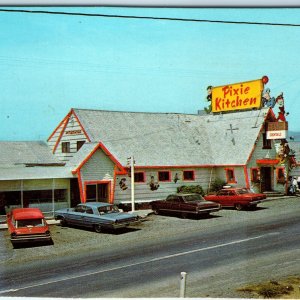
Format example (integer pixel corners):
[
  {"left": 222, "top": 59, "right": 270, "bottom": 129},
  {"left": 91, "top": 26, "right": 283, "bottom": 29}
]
[
  {"left": 80, "top": 149, "right": 114, "bottom": 182},
  {"left": 48, "top": 112, "right": 88, "bottom": 162},
  {"left": 114, "top": 167, "right": 213, "bottom": 203}
]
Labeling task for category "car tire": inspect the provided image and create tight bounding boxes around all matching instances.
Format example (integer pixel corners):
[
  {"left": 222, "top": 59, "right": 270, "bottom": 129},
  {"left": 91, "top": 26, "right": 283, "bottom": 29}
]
[
  {"left": 181, "top": 212, "right": 188, "bottom": 219},
  {"left": 235, "top": 203, "right": 243, "bottom": 211},
  {"left": 152, "top": 207, "right": 159, "bottom": 215},
  {"left": 60, "top": 218, "right": 68, "bottom": 227},
  {"left": 94, "top": 224, "right": 102, "bottom": 233}
]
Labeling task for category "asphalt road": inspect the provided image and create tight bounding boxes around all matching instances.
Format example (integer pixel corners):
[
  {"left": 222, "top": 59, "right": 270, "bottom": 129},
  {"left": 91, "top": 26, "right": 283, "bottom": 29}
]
[{"left": 1, "top": 197, "right": 300, "bottom": 298}]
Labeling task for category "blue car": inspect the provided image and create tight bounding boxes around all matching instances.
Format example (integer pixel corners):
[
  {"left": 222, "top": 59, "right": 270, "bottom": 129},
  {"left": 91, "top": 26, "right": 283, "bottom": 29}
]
[{"left": 54, "top": 202, "right": 140, "bottom": 233}]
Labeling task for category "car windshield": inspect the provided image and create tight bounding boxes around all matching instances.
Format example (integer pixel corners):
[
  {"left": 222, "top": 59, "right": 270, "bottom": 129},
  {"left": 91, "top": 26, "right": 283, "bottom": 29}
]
[
  {"left": 236, "top": 188, "right": 252, "bottom": 194},
  {"left": 183, "top": 195, "right": 204, "bottom": 202},
  {"left": 97, "top": 205, "right": 120, "bottom": 214},
  {"left": 16, "top": 218, "right": 44, "bottom": 228}
]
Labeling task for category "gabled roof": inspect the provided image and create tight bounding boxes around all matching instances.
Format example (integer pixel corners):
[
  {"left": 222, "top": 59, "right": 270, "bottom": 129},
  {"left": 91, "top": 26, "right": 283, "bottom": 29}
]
[
  {"left": 66, "top": 142, "right": 125, "bottom": 174},
  {"left": 0, "top": 141, "right": 64, "bottom": 168},
  {"left": 71, "top": 107, "right": 271, "bottom": 167}
]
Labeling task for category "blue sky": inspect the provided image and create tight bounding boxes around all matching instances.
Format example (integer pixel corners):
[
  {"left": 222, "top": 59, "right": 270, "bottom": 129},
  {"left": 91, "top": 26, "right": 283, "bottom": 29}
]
[{"left": 1, "top": 7, "right": 300, "bottom": 140}]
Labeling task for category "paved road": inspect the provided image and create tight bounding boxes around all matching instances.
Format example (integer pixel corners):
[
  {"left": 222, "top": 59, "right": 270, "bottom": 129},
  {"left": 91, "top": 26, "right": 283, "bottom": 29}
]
[{"left": 1, "top": 197, "right": 300, "bottom": 298}]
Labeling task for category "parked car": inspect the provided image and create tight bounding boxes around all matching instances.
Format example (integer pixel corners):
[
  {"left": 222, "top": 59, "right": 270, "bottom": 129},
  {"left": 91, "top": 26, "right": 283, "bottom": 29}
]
[
  {"left": 54, "top": 202, "right": 140, "bottom": 233},
  {"left": 204, "top": 188, "right": 267, "bottom": 210},
  {"left": 6, "top": 208, "right": 52, "bottom": 247},
  {"left": 150, "top": 193, "right": 221, "bottom": 218}
]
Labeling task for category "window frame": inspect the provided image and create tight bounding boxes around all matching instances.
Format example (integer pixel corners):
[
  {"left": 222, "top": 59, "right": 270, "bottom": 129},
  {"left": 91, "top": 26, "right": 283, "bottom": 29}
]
[
  {"left": 183, "top": 170, "right": 195, "bottom": 181},
  {"left": 77, "top": 140, "right": 85, "bottom": 151},
  {"left": 251, "top": 167, "right": 260, "bottom": 183},
  {"left": 158, "top": 171, "right": 171, "bottom": 182},
  {"left": 262, "top": 132, "right": 272, "bottom": 149},
  {"left": 225, "top": 168, "right": 237, "bottom": 184},
  {"left": 134, "top": 172, "right": 145, "bottom": 183},
  {"left": 61, "top": 141, "right": 71, "bottom": 153},
  {"left": 276, "top": 167, "right": 286, "bottom": 184}
]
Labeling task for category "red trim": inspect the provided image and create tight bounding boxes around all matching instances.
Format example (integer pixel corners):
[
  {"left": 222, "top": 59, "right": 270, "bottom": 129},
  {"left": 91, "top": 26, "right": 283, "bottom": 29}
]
[
  {"left": 244, "top": 166, "right": 250, "bottom": 189},
  {"left": 47, "top": 113, "right": 69, "bottom": 142},
  {"left": 134, "top": 171, "right": 146, "bottom": 183},
  {"left": 250, "top": 167, "right": 260, "bottom": 182},
  {"left": 256, "top": 159, "right": 279, "bottom": 165},
  {"left": 71, "top": 109, "right": 91, "bottom": 142},
  {"left": 84, "top": 180, "right": 112, "bottom": 203},
  {"left": 183, "top": 170, "right": 195, "bottom": 181},
  {"left": 134, "top": 164, "right": 245, "bottom": 169},
  {"left": 72, "top": 142, "right": 125, "bottom": 174},
  {"left": 158, "top": 170, "right": 172, "bottom": 182},
  {"left": 225, "top": 168, "right": 237, "bottom": 184},
  {"left": 77, "top": 171, "right": 85, "bottom": 203},
  {"left": 52, "top": 112, "right": 71, "bottom": 154},
  {"left": 246, "top": 108, "right": 277, "bottom": 165}
]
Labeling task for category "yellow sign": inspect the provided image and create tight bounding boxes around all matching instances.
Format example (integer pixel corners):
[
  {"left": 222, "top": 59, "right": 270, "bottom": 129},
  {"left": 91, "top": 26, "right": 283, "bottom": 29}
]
[{"left": 211, "top": 79, "right": 263, "bottom": 113}]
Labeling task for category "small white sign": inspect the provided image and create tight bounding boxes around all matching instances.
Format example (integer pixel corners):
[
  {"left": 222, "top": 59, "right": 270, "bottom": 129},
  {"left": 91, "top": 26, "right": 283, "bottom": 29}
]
[{"left": 267, "top": 130, "right": 287, "bottom": 139}]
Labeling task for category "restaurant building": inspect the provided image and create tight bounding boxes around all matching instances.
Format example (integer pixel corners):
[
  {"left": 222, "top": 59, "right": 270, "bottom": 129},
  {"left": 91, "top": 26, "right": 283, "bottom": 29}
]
[{"left": 0, "top": 76, "right": 295, "bottom": 215}]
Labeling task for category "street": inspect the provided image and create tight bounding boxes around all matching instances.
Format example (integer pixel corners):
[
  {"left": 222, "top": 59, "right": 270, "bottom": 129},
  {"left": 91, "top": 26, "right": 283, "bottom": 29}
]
[{"left": 1, "top": 197, "right": 300, "bottom": 298}]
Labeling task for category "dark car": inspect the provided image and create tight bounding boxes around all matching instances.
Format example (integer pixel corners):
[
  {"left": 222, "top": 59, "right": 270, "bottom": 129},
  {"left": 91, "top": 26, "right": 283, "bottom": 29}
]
[
  {"left": 6, "top": 208, "right": 52, "bottom": 247},
  {"left": 204, "top": 187, "right": 267, "bottom": 210},
  {"left": 54, "top": 202, "right": 140, "bottom": 233},
  {"left": 150, "top": 193, "right": 221, "bottom": 218}
]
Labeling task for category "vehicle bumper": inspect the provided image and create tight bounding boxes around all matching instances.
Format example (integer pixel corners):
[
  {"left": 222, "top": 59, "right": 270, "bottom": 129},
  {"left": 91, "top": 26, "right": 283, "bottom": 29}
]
[
  {"left": 196, "top": 207, "right": 221, "bottom": 214},
  {"left": 10, "top": 234, "right": 52, "bottom": 244},
  {"left": 111, "top": 219, "right": 141, "bottom": 229}
]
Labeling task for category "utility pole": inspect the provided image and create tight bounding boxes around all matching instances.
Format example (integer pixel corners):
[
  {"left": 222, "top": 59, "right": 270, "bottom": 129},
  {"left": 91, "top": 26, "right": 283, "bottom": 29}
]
[{"left": 127, "top": 156, "right": 135, "bottom": 212}]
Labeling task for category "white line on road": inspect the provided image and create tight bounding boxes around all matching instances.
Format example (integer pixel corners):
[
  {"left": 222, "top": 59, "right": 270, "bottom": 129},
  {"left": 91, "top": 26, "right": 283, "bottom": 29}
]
[{"left": 0, "top": 232, "right": 279, "bottom": 294}]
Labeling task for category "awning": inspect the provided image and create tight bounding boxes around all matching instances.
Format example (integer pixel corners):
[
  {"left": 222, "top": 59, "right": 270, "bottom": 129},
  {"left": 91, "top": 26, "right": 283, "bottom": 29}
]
[{"left": 256, "top": 159, "right": 279, "bottom": 165}]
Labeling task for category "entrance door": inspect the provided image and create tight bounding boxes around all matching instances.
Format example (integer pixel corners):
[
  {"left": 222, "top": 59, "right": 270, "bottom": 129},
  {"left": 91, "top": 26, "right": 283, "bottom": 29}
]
[
  {"left": 97, "top": 183, "right": 109, "bottom": 202},
  {"left": 85, "top": 182, "right": 110, "bottom": 203},
  {"left": 260, "top": 167, "right": 272, "bottom": 192}
]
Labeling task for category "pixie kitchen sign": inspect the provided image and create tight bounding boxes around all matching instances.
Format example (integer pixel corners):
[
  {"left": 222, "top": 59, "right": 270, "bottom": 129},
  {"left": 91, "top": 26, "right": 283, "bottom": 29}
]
[{"left": 211, "top": 78, "right": 264, "bottom": 113}]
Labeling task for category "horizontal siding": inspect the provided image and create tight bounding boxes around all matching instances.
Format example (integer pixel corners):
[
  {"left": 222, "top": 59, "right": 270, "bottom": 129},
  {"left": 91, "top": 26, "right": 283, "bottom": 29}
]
[
  {"left": 50, "top": 113, "right": 88, "bottom": 162},
  {"left": 81, "top": 149, "right": 114, "bottom": 182},
  {"left": 114, "top": 168, "right": 213, "bottom": 203}
]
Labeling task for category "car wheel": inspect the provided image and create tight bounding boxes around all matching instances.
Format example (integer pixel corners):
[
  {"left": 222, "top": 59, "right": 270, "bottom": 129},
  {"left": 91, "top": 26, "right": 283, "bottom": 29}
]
[
  {"left": 235, "top": 203, "right": 243, "bottom": 211},
  {"left": 60, "top": 218, "right": 68, "bottom": 227},
  {"left": 181, "top": 212, "right": 188, "bottom": 219},
  {"left": 152, "top": 207, "right": 159, "bottom": 215},
  {"left": 94, "top": 224, "right": 102, "bottom": 233}
]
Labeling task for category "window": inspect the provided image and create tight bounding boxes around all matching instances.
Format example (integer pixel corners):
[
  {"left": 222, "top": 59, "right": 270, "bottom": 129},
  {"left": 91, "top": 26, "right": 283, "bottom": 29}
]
[
  {"left": 62, "top": 142, "right": 70, "bottom": 153},
  {"left": 158, "top": 171, "right": 171, "bottom": 182},
  {"left": 183, "top": 170, "right": 195, "bottom": 181},
  {"left": 86, "top": 185, "right": 97, "bottom": 201},
  {"left": 225, "top": 168, "right": 236, "bottom": 184},
  {"left": 262, "top": 133, "right": 272, "bottom": 149},
  {"left": 277, "top": 168, "right": 285, "bottom": 183},
  {"left": 251, "top": 168, "right": 260, "bottom": 183},
  {"left": 134, "top": 172, "right": 145, "bottom": 183},
  {"left": 77, "top": 141, "right": 85, "bottom": 151}
]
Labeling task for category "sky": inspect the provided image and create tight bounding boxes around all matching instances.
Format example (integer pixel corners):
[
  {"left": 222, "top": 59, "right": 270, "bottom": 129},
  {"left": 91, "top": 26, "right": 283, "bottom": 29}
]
[{"left": 1, "top": 7, "right": 300, "bottom": 141}]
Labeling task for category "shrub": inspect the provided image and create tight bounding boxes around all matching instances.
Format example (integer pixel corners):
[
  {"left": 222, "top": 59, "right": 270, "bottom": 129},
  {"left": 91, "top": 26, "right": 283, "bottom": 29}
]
[
  {"left": 210, "top": 178, "right": 227, "bottom": 192},
  {"left": 177, "top": 185, "right": 204, "bottom": 196}
]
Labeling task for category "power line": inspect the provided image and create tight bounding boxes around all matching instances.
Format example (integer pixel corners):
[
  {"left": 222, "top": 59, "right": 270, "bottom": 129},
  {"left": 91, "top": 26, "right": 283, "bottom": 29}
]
[{"left": 0, "top": 8, "right": 300, "bottom": 27}]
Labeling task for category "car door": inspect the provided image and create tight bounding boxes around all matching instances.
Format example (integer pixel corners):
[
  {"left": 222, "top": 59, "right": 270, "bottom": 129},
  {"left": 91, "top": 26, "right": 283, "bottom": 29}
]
[
  {"left": 68, "top": 205, "right": 86, "bottom": 226},
  {"left": 216, "top": 190, "right": 229, "bottom": 206},
  {"left": 82, "top": 206, "right": 96, "bottom": 228}
]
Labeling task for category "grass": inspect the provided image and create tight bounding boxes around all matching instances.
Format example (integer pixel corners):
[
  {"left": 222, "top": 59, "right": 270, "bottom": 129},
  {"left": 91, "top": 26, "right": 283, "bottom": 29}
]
[{"left": 237, "top": 277, "right": 300, "bottom": 298}]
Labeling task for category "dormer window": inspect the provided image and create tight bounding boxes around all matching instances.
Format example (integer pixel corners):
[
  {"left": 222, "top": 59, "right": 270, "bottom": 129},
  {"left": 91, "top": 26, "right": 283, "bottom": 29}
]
[
  {"left": 61, "top": 142, "right": 70, "bottom": 153},
  {"left": 77, "top": 141, "right": 85, "bottom": 151}
]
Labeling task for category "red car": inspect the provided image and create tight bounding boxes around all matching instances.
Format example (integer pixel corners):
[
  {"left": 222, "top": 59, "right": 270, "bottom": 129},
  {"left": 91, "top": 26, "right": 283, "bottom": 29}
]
[
  {"left": 6, "top": 208, "right": 52, "bottom": 247},
  {"left": 204, "top": 188, "right": 266, "bottom": 210}
]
